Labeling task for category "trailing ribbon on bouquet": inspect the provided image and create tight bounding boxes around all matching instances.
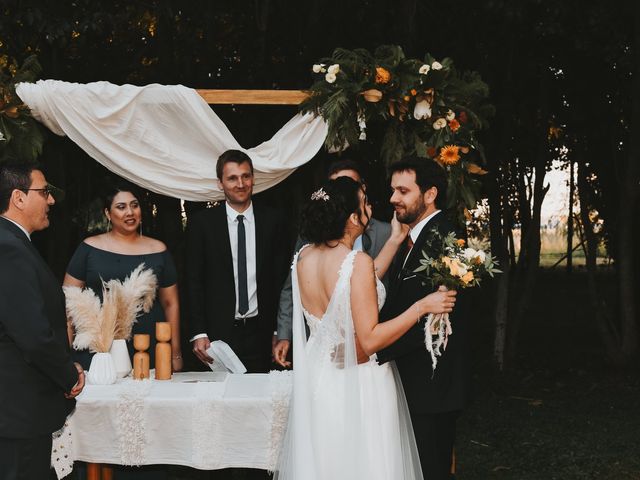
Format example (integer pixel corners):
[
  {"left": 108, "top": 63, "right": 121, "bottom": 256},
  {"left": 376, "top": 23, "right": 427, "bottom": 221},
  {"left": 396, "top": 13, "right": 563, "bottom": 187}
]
[{"left": 423, "top": 309, "right": 454, "bottom": 372}]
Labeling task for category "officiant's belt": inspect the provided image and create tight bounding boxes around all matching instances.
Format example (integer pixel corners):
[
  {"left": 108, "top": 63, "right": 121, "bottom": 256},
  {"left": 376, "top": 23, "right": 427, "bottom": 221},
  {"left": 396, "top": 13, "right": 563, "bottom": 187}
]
[{"left": 233, "top": 315, "right": 259, "bottom": 327}]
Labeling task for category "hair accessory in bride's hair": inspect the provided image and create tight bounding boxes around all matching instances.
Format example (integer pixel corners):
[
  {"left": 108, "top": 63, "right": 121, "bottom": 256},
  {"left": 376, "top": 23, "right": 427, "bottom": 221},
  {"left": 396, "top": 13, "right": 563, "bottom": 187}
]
[{"left": 310, "top": 187, "right": 330, "bottom": 201}]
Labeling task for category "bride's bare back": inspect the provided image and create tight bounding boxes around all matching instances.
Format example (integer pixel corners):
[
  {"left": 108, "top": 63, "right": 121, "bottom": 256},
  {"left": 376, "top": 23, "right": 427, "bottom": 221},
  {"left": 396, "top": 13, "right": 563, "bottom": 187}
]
[{"left": 296, "top": 244, "right": 356, "bottom": 319}]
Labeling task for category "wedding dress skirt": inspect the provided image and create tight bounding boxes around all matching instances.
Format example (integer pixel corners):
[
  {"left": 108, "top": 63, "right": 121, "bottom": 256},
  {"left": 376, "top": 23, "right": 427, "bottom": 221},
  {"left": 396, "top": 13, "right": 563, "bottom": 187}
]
[{"left": 275, "top": 249, "right": 423, "bottom": 480}]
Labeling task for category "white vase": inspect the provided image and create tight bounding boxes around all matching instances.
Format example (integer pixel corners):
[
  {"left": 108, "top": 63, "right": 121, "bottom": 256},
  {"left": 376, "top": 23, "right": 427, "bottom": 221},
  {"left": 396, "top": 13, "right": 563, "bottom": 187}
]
[
  {"left": 109, "top": 339, "right": 132, "bottom": 378},
  {"left": 87, "top": 352, "right": 117, "bottom": 385}
]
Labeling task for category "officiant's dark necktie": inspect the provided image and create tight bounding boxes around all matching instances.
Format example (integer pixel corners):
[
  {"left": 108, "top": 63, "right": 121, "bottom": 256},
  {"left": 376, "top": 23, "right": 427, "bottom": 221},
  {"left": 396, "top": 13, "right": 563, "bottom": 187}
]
[{"left": 237, "top": 214, "right": 249, "bottom": 316}]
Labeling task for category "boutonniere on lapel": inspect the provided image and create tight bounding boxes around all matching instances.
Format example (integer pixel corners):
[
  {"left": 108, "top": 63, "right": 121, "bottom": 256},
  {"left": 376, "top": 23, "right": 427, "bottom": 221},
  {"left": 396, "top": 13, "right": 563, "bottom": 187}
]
[{"left": 414, "top": 229, "right": 501, "bottom": 371}]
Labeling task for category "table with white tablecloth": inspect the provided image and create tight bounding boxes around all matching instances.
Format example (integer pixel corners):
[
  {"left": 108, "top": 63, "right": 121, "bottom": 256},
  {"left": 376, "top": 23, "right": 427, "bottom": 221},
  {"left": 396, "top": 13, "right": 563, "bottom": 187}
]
[{"left": 52, "top": 371, "right": 292, "bottom": 479}]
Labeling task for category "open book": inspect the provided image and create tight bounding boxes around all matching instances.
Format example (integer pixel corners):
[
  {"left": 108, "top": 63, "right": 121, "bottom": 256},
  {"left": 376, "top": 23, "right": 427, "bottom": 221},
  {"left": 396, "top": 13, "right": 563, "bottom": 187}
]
[{"left": 205, "top": 340, "right": 247, "bottom": 374}]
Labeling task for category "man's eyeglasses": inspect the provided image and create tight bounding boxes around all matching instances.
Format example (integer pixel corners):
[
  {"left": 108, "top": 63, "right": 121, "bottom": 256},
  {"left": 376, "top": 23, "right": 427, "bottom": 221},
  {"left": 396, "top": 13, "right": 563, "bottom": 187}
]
[{"left": 21, "top": 185, "right": 54, "bottom": 198}]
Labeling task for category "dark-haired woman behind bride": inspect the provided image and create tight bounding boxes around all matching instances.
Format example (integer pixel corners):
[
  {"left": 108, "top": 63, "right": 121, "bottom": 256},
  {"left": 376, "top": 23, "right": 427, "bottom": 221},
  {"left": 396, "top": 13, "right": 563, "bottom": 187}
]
[{"left": 275, "top": 177, "right": 457, "bottom": 480}]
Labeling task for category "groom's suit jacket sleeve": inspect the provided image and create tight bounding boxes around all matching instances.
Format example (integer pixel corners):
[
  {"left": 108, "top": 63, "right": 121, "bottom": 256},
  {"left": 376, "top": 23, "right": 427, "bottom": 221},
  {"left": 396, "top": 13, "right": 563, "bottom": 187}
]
[{"left": 0, "top": 217, "right": 79, "bottom": 438}]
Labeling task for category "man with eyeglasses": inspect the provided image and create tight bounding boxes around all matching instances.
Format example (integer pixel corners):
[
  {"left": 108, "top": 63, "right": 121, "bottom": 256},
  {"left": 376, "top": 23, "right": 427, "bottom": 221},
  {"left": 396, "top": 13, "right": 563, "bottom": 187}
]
[{"left": 0, "top": 162, "right": 84, "bottom": 479}]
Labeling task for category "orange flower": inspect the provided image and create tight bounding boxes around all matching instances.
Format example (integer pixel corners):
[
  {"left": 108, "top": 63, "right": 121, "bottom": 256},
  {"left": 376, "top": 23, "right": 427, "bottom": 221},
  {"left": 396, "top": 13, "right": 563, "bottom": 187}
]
[
  {"left": 375, "top": 67, "right": 391, "bottom": 84},
  {"left": 426, "top": 146, "right": 437, "bottom": 158},
  {"left": 439, "top": 145, "right": 461, "bottom": 165},
  {"left": 403, "top": 95, "right": 411, "bottom": 102},
  {"left": 461, "top": 271, "right": 474, "bottom": 284},
  {"left": 457, "top": 238, "right": 466, "bottom": 247},
  {"left": 448, "top": 119, "right": 461, "bottom": 132},
  {"left": 410, "top": 88, "right": 417, "bottom": 96}
]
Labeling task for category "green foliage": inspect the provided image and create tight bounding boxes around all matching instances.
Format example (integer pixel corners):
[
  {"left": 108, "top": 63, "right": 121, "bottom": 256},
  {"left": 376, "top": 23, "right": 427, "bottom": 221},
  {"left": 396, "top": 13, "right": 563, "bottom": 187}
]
[
  {"left": 300, "top": 45, "right": 494, "bottom": 227},
  {"left": 0, "top": 55, "right": 44, "bottom": 164}
]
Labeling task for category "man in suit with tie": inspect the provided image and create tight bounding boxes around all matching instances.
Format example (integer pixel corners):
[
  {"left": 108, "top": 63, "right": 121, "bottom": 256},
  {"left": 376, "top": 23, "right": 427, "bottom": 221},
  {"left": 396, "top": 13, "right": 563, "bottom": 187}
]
[
  {"left": 187, "top": 150, "right": 287, "bottom": 375},
  {"left": 0, "top": 162, "right": 85, "bottom": 480},
  {"left": 273, "top": 159, "right": 393, "bottom": 367},
  {"left": 378, "top": 156, "right": 471, "bottom": 480}
]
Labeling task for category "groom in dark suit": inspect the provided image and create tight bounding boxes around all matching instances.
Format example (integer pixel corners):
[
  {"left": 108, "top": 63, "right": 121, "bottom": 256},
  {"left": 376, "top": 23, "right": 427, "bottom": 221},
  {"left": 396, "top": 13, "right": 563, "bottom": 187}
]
[
  {"left": 187, "top": 150, "right": 287, "bottom": 375},
  {"left": 0, "top": 162, "right": 84, "bottom": 479},
  {"left": 378, "top": 157, "right": 471, "bottom": 480}
]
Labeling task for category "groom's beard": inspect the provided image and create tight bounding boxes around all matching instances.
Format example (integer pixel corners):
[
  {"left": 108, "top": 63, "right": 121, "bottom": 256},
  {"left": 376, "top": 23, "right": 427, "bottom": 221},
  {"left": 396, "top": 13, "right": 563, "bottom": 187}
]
[{"left": 394, "top": 199, "right": 426, "bottom": 225}]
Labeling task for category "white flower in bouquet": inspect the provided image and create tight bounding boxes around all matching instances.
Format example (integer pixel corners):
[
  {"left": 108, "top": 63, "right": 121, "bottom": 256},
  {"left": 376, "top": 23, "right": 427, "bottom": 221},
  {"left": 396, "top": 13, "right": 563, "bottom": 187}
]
[
  {"left": 413, "top": 99, "right": 432, "bottom": 120},
  {"left": 312, "top": 64, "right": 324, "bottom": 73},
  {"left": 432, "top": 118, "right": 447, "bottom": 130},
  {"left": 419, "top": 64, "right": 430, "bottom": 75},
  {"left": 325, "top": 72, "right": 337, "bottom": 84},
  {"left": 462, "top": 247, "right": 486, "bottom": 264},
  {"left": 327, "top": 63, "right": 340, "bottom": 75},
  {"left": 445, "top": 109, "right": 456, "bottom": 121},
  {"left": 432, "top": 61, "right": 443, "bottom": 70}
]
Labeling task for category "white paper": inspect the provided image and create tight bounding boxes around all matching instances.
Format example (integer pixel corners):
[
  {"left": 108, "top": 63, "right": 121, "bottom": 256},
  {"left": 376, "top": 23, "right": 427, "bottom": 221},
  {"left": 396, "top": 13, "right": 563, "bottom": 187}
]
[{"left": 206, "top": 340, "right": 247, "bottom": 374}]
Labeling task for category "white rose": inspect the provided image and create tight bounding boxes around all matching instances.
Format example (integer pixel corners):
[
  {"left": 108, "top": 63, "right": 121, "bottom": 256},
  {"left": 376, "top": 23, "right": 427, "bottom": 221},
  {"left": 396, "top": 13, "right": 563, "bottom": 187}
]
[
  {"left": 432, "top": 118, "right": 447, "bottom": 130},
  {"left": 325, "top": 72, "right": 337, "bottom": 83},
  {"left": 0, "top": 131, "right": 5, "bottom": 141},
  {"left": 463, "top": 248, "right": 478, "bottom": 260},
  {"left": 419, "top": 64, "right": 430, "bottom": 75},
  {"left": 312, "top": 64, "right": 323, "bottom": 73},
  {"left": 446, "top": 109, "right": 455, "bottom": 121},
  {"left": 474, "top": 250, "right": 486, "bottom": 263},
  {"left": 328, "top": 64, "right": 340, "bottom": 75},
  {"left": 413, "top": 99, "right": 432, "bottom": 120},
  {"left": 432, "top": 61, "right": 443, "bottom": 70}
]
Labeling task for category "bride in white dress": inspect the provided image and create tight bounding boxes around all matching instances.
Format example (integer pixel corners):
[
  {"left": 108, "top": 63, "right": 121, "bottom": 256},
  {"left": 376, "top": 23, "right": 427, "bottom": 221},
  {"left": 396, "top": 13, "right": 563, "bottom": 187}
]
[{"left": 275, "top": 177, "right": 457, "bottom": 480}]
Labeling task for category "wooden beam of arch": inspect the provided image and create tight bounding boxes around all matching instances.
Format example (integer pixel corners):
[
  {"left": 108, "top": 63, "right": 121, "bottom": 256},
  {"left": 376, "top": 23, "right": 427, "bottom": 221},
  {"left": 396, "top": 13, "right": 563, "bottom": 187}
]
[{"left": 196, "top": 89, "right": 309, "bottom": 105}]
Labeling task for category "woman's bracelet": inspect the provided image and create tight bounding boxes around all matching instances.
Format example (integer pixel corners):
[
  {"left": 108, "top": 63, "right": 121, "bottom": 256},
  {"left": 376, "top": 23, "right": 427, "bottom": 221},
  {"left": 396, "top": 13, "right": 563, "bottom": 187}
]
[{"left": 415, "top": 304, "right": 422, "bottom": 323}]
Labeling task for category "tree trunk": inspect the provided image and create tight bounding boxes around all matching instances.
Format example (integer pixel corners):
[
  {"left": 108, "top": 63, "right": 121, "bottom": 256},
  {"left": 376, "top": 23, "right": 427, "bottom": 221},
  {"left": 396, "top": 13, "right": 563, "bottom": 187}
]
[
  {"left": 577, "top": 160, "right": 623, "bottom": 361},
  {"left": 566, "top": 160, "right": 574, "bottom": 273}
]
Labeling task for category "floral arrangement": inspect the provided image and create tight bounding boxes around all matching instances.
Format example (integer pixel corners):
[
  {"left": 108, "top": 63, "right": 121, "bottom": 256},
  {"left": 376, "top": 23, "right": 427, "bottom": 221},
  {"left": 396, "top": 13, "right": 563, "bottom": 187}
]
[
  {"left": 0, "top": 55, "right": 44, "bottom": 163},
  {"left": 300, "top": 45, "right": 494, "bottom": 226},
  {"left": 64, "top": 264, "right": 158, "bottom": 353},
  {"left": 413, "top": 229, "right": 500, "bottom": 371}
]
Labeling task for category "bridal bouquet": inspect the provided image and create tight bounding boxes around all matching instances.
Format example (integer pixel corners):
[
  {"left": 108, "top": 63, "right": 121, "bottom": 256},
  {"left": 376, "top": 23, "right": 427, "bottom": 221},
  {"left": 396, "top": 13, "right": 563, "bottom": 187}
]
[
  {"left": 64, "top": 264, "right": 158, "bottom": 353},
  {"left": 414, "top": 229, "right": 500, "bottom": 371}
]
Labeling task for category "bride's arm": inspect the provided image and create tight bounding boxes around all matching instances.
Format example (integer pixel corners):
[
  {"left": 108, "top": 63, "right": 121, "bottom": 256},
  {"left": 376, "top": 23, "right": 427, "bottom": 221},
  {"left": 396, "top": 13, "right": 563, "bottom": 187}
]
[
  {"left": 351, "top": 253, "right": 456, "bottom": 356},
  {"left": 372, "top": 213, "right": 409, "bottom": 279}
]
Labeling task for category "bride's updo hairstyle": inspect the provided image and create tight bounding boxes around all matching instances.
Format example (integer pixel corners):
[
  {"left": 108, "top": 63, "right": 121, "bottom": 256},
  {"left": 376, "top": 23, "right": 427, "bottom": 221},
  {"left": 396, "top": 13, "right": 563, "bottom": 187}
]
[{"left": 300, "top": 176, "right": 369, "bottom": 246}]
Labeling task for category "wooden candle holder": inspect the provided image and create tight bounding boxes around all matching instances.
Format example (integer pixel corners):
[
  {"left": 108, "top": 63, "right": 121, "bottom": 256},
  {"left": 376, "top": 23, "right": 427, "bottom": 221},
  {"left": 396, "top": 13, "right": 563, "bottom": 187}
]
[
  {"left": 132, "top": 334, "right": 150, "bottom": 380},
  {"left": 154, "top": 322, "right": 172, "bottom": 380}
]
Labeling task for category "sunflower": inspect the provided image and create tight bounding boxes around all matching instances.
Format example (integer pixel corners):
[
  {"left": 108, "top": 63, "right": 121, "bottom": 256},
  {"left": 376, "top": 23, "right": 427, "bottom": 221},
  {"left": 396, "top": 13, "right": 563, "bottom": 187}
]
[
  {"left": 439, "top": 145, "right": 461, "bottom": 165},
  {"left": 375, "top": 67, "right": 391, "bottom": 84}
]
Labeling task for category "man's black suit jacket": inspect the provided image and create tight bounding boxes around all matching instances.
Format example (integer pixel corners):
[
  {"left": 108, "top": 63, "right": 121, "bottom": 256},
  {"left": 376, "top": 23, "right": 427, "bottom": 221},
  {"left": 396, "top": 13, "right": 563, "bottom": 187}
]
[
  {"left": 186, "top": 202, "right": 287, "bottom": 346},
  {"left": 378, "top": 212, "right": 472, "bottom": 414},
  {"left": 0, "top": 217, "right": 78, "bottom": 439}
]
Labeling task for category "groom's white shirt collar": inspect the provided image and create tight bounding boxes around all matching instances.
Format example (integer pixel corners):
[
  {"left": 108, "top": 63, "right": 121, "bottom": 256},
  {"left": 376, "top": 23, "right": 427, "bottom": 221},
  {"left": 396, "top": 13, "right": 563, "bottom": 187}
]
[{"left": 409, "top": 209, "right": 441, "bottom": 244}]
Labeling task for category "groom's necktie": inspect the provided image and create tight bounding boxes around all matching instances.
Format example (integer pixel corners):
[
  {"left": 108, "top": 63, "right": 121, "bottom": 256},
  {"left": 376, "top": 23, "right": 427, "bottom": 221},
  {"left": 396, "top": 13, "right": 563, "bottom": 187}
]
[
  {"left": 236, "top": 214, "right": 249, "bottom": 316},
  {"left": 399, "top": 235, "right": 414, "bottom": 276}
]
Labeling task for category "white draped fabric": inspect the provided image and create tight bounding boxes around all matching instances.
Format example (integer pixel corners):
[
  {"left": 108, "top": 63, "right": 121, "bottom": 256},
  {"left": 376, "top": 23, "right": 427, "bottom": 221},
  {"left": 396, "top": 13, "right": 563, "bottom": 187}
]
[{"left": 16, "top": 80, "right": 328, "bottom": 201}]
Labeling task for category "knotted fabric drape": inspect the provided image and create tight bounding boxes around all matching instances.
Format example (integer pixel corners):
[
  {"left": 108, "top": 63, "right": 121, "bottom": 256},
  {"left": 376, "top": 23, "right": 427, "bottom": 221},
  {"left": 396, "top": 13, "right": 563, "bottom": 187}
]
[{"left": 16, "top": 80, "right": 328, "bottom": 201}]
